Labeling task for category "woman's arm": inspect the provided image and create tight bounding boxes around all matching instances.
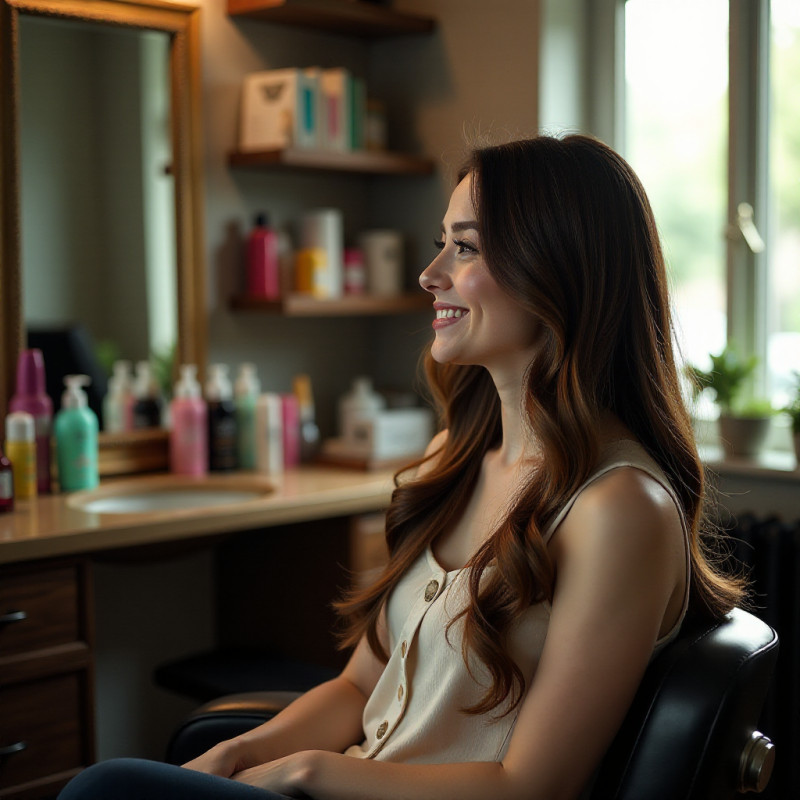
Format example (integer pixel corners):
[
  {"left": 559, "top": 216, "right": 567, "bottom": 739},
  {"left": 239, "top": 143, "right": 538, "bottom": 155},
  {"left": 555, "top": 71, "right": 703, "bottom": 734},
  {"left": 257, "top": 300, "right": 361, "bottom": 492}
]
[
  {"left": 232, "top": 466, "right": 686, "bottom": 800},
  {"left": 183, "top": 627, "right": 387, "bottom": 778}
]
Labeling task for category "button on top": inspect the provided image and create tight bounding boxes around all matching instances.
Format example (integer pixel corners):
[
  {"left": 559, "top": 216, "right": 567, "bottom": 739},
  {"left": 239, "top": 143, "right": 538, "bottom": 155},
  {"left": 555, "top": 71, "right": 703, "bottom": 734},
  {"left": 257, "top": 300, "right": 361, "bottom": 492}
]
[
  {"left": 424, "top": 579, "right": 440, "bottom": 601},
  {"left": 397, "top": 684, "right": 404, "bottom": 701},
  {"left": 376, "top": 720, "right": 389, "bottom": 739},
  {"left": 401, "top": 640, "right": 408, "bottom": 657}
]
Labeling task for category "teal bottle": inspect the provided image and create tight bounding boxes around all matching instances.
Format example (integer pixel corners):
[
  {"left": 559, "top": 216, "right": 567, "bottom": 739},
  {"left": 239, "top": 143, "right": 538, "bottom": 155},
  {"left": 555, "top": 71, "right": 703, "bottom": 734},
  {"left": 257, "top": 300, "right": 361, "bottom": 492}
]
[{"left": 54, "top": 375, "right": 99, "bottom": 492}]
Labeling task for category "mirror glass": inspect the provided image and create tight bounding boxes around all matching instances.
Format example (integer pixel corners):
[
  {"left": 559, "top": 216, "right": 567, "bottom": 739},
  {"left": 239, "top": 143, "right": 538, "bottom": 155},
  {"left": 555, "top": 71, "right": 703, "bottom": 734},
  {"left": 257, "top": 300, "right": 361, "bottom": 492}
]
[{"left": 19, "top": 16, "right": 176, "bottom": 425}]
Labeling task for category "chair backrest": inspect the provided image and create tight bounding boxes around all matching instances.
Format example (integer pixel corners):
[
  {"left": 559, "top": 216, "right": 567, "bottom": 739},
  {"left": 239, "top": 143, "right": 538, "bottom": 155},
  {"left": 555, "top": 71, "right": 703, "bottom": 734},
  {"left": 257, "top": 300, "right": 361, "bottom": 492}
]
[{"left": 588, "top": 607, "right": 778, "bottom": 800}]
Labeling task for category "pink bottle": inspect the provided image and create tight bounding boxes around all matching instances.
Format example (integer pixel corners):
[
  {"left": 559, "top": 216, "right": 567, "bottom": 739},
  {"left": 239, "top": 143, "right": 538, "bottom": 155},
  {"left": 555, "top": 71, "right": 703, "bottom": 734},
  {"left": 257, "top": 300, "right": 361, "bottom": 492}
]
[
  {"left": 9, "top": 349, "right": 53, "bottom": 493},
  {"left": 169, "top": 365, "right": 208, "bottom": 476},
  {"left": 281, "top": 392, "right": 301, "bottom": 469},
  {"left": 247, "top": 213, "right": 280, "bottom": 300}
]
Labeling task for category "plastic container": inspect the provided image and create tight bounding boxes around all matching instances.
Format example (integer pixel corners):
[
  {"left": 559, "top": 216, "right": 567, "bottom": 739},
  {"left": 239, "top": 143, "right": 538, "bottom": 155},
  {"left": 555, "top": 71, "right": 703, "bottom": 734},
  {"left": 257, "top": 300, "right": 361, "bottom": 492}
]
[
  {"left": 132, "top": 361, "right": 162, "bottom": 429},
  {"left": 247, "top": 213, "right": 281, "bottom": 300},
  {"left": 0, "top": 445, "right": 13, "bottom": 512},
  {"left": 169, "top": 365, "right": 208, "bottom": 476},
  {"left": 9, "top": 349, "right": 53, "bottom": 493},
  {"left": 206, "top": 364, "right": 237, "bottom": 472},
  {"left": 339, "top": 377, "right": 386, "bottom": 443},
  {"left": 103, "top": 360, "right": 134, "bottom": 433},
  {"left": 255, "top": 393, "right": 283, "bottom": 476},
  {"left": 54, "top": 375, "right": 99, "bottom": 492},
  {"left": 293, "top": 374, "right": 320, "bottom": 463},
  {"left": 235, "top": 364, "right": 261, "bottom": 471},
  {"left": 343, "top": 248, "right": 367, "bottom": 295},
  {"left": 281, "top": 393, "right": 300, "bottom": 468},
  {"left": 5, "top": 411, "right": 37, "bottom": 499}
]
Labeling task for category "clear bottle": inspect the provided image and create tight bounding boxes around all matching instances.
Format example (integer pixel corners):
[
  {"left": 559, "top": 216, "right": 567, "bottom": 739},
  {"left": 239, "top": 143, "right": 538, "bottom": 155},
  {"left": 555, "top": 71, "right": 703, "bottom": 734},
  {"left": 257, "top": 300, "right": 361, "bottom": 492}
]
[
  {"left": 169, "top": 364, "right": 208, "bottom": 476},
  {"left": 9, "top": 349, "right": 53, "bottom": 493},
  {"left": 132, "top": 360, "right": 162, "bottom": 429},
  {"left": 234, "top": 363, "right": 261, "bottom": 471},
  {"left": 5, "top": 411, "right": 37, "bottom": 500},
  {"left": 0, "top": 445, "right": 13, "bottom": 512},
  {"left": 206, "top": 364, "right": 237, "bottom": 472},
  {"left": 247, "top": 213, "right": 281, "bottom": 300},
  {"left": 54, "top": 375, "right": 99, "bottom": 492},
  {"left": 103, "top": 360, "right": 134, "bottom": 433}
]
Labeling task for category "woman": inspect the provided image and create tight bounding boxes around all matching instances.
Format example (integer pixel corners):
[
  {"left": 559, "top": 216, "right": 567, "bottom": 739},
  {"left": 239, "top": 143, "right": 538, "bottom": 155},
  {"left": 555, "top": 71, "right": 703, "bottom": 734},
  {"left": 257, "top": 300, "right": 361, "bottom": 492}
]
[{"left": 59, "top": 134, "right": 743, "bottom": 800}]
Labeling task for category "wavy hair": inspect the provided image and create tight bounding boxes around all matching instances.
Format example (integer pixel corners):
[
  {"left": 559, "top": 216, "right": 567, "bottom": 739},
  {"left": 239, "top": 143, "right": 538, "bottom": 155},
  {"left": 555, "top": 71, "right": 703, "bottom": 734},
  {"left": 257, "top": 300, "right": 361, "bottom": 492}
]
[{"left": 335, "top": 134, "right": 744, "bottom": 716}]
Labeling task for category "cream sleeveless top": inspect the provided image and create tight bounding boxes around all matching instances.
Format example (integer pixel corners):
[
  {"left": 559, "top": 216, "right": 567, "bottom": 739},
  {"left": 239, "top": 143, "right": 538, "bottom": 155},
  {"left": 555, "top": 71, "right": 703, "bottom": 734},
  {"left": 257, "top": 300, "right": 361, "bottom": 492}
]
[{"left": 344, "top": 440, "right": 691, "bottom": 766}]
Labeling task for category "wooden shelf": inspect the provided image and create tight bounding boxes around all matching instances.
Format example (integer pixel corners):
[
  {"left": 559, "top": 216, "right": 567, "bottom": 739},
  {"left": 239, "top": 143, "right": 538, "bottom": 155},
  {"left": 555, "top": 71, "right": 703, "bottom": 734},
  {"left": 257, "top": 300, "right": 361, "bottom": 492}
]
[
  {"left": 227, "top": 0, "right": 436, "bottom": 38},
  {"left": 228, "top": 147, "right": 435, "bottom": 176},
  {"left": 231, "top": 292, "right": 431, "bottom": 316}
]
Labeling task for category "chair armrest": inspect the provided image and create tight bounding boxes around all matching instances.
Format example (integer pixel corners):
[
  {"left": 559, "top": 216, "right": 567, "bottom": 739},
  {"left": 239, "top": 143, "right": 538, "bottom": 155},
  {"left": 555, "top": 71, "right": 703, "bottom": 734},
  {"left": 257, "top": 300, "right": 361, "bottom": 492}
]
[{"left": 166, "top": 690, "right": 303, "bottom": 765}]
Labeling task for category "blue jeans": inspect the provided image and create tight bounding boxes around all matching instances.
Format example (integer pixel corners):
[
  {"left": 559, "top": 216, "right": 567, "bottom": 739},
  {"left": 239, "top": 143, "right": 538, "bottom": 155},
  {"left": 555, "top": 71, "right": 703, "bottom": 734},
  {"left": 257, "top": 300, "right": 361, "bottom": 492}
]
[{"left": 58, "top": 758, "right": 295, "bottom": 800}]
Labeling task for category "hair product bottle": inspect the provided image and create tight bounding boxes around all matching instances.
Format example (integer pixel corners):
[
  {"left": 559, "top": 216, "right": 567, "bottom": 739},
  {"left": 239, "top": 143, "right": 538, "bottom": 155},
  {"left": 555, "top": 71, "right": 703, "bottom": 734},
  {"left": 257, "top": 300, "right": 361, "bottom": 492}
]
[
  {"left": 247, "top": 213, "right": 281, "bottom": 300},
  {"left": 0, "top": 445, "right": 13, "bottom": 512},
  {"left": 255, "top": 393, "right": 283, "bottom": 476},
  {"left": 292, "top": 374, "right": 320, "bottom": 463},
  {"left": 9, "top": 349, "right": 53, "bottom": 493},
  {"left": 339, "top": 377, "right": 385, "bottom": 444},
  {"left": 103, "top": 360, "right": 135, "bottom": 433},
  {"left": 281, "top": 392, "right": 300, "bottom": 468},
  {"left": 54, "top": 375, "right": 99, "bottom": 492},
  {"left": 169, "top": 364, "right": 208, "bottom": 476},
  {"left": 132, "top": 361, "right": 162, "bottom": 429},
  {"left": 205, "top": 364, "right": 237, "bottom": 471},
  {"left": 234, "top": 363, "right": 261, "bottom": 471},
  {"left": 5, "top": 411, "right": 37, "bottom": 499}
]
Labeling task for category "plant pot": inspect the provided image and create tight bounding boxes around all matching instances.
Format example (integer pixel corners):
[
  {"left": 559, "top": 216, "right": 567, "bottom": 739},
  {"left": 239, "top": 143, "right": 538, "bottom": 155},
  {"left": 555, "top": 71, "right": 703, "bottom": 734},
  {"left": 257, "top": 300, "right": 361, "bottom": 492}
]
[{"left": 718, "top": 414, "right": 771, "bottom": 458}]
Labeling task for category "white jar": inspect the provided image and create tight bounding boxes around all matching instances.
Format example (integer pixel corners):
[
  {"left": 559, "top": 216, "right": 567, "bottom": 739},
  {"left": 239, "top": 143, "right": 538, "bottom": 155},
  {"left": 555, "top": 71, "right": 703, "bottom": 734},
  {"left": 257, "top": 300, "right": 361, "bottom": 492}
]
[{"left": 339, "top": 377, "right": 385, "bottom": 444}]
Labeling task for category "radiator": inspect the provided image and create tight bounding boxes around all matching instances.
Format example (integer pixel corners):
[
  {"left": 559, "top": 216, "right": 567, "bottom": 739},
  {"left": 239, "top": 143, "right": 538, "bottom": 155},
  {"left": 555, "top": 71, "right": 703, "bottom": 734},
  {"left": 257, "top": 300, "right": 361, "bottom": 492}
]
[{"left": 726, "top": 513, "right": 800, "bottom": 800}]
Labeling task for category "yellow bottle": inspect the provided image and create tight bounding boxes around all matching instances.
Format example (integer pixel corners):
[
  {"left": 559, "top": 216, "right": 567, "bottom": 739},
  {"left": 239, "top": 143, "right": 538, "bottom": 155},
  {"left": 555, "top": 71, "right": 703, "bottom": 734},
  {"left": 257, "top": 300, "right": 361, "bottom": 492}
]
[{"left": 5, "top": 411, "right": 37, "bottom": 499}]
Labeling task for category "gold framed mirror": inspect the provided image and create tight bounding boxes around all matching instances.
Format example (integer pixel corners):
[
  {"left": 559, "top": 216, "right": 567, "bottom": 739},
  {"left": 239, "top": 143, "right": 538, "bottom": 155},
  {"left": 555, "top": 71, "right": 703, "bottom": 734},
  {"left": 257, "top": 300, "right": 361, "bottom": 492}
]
[{"left": 0, "top": 0, "right": 206, "bottom": 475}]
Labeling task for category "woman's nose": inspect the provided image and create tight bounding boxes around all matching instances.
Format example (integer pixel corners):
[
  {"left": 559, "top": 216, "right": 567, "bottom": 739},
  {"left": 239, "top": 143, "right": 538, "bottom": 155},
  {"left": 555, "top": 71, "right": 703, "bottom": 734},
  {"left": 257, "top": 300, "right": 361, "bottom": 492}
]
[{"left": 419, "top": 255, "right": 449, "bottom": 293}]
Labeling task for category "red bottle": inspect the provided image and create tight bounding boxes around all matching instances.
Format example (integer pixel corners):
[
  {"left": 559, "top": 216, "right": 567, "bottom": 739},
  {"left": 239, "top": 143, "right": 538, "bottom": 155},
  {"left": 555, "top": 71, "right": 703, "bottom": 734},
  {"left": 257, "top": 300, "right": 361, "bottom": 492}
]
[{"left": 247, "top": 213, "right": 280, "bottom": 300}]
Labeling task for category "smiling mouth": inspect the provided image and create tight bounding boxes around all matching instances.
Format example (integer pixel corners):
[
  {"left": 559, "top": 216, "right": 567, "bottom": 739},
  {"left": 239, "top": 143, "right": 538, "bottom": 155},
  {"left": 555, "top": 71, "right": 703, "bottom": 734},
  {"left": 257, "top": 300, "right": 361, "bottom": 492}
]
[{"left": 435, "top": 308, "right": 467, "bottom": 320}]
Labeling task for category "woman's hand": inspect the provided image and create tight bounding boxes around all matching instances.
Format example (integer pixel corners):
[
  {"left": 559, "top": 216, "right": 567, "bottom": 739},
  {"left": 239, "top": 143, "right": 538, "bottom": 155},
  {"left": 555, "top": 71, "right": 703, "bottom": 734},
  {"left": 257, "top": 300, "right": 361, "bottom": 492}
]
[
  {"left": 233, "top": 750, "right": 321, "bottom": 797},
  {"left": 182, "top": 740, "right": 243, "bottom": 779}
]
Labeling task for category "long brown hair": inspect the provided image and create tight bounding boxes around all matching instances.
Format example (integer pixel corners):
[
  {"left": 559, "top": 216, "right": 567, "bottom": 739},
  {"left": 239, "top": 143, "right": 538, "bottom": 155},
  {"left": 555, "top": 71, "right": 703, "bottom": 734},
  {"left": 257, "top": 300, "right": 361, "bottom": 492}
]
[{"left": 336, "top": 134, "right": 744, "bottom": 715}]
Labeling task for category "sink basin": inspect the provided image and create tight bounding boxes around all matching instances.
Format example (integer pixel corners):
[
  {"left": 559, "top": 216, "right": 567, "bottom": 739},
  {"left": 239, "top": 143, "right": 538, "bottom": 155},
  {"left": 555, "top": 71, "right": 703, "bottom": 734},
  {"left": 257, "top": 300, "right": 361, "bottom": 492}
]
[{"left": 68, "top": 476, "right": 273, "bottom": 514}]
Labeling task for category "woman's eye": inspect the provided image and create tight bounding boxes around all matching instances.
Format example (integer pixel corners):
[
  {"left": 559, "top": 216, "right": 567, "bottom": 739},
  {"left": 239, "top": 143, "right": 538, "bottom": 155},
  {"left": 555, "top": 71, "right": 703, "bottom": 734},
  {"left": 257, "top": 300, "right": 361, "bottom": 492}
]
[
  {"left": 453, "top": 239, "right": 478, "bottom": 255},
  {"left": 433, "top": 238, "right": 445, "bottom": 251}
]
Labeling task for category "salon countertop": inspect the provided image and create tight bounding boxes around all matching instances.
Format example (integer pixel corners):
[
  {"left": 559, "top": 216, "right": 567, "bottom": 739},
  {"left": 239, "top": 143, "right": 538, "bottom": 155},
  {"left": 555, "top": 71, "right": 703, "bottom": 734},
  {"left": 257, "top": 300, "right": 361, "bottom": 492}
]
[{"left": 0, "top": 466, "right": 396, "bottom": 566}]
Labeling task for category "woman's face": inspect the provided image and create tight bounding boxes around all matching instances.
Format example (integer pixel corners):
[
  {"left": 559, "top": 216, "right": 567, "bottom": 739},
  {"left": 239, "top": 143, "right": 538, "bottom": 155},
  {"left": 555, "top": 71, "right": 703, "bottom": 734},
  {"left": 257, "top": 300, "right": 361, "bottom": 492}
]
[{"left": 419, "top": 173, "right": 542, "bottom": 375}]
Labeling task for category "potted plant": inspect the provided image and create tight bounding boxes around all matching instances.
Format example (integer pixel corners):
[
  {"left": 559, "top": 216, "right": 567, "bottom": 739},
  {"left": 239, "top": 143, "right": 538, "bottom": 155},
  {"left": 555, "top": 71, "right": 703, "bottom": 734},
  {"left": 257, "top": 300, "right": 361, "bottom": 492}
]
[
  {"left": 782, "top": 372, "right": 800, "bottom": 466},
  {"left": 686, "top": 344, "right": 773, "bottom": 458}
]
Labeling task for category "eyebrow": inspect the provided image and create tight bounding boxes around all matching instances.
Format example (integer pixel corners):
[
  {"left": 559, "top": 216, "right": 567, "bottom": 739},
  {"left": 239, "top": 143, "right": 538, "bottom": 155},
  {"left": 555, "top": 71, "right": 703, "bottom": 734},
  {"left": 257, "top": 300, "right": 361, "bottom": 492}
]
[{"left": 440, "top": 220, "right": 479, "bottom": 235}]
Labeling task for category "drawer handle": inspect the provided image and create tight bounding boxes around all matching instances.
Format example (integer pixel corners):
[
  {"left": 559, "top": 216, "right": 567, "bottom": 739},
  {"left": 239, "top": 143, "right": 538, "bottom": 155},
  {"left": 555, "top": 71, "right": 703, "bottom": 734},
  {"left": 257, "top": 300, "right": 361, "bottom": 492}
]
[
  {"left": 0, "top": 741, "right": 27, "bottom": 757},
  {"left": 0, "top": 610, "right": 27, "bottom": 626}
]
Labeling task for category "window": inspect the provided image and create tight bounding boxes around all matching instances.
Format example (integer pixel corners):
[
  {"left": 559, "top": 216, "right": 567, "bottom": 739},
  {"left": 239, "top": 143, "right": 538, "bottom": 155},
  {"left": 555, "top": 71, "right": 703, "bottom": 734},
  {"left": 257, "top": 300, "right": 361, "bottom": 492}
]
[{"left": 623, "top": 0, "right": 800, "bottom": 430}]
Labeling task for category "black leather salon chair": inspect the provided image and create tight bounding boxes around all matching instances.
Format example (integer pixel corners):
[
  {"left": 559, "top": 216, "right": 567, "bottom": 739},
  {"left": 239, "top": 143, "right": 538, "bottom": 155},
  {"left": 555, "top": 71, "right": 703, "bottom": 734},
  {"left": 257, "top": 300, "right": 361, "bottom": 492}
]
[{"left": 166, "top": 607, "right": 778, "bottom": 799}]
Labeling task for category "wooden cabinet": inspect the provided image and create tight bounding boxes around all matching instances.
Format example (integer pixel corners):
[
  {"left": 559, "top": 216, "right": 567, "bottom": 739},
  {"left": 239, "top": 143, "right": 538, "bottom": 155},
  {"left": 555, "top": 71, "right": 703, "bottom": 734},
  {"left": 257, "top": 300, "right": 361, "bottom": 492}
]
[{"left": 0, "top": 560, "right": 94, "bottom": 800}]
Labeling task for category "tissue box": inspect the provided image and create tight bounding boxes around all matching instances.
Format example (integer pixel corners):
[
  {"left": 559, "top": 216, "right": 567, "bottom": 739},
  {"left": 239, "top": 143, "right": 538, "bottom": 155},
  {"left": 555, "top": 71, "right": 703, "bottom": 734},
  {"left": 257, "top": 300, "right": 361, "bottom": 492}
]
[{"left": 239, "top": 68, "right": 320, "bottom": 151}]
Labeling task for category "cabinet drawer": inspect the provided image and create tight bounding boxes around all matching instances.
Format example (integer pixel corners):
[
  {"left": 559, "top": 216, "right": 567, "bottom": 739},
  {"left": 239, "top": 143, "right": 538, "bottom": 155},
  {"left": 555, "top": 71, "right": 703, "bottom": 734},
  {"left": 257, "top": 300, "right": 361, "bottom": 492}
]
[
  {"left": 0, "top": 566, "right": 81, "bottom": 658},
  {"left": 0, "top": 673, "right": 87, "bottom": 792}
]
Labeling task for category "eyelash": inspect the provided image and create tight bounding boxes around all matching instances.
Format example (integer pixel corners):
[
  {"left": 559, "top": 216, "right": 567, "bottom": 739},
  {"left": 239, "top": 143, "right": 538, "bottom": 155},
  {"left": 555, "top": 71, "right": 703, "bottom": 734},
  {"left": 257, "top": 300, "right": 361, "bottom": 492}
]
[{"left": 433, "top": 238, "right": 479, "bottom": 255}]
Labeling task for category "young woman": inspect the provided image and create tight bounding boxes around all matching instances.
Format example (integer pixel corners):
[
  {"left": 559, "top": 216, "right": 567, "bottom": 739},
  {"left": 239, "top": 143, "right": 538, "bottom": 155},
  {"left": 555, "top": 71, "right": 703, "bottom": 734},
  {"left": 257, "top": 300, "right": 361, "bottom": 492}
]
[{"left": 59, "top": 134, "right": 743, "bottom": 800}]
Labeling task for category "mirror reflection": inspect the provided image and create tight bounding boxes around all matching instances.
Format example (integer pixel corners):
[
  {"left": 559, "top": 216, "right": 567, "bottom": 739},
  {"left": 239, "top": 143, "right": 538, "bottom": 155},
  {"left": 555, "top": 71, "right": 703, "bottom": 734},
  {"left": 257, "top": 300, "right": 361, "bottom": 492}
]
[{"left": 19, "top": 16, "right": 177, "bottom": 426}]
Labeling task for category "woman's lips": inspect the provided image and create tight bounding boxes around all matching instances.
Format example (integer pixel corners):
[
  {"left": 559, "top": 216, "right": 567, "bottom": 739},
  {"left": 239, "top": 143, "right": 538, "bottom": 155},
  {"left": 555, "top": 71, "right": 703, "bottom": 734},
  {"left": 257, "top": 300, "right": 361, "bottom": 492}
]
[{"left": 432, "top": 305, "right": 469, "bottom": 329}]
